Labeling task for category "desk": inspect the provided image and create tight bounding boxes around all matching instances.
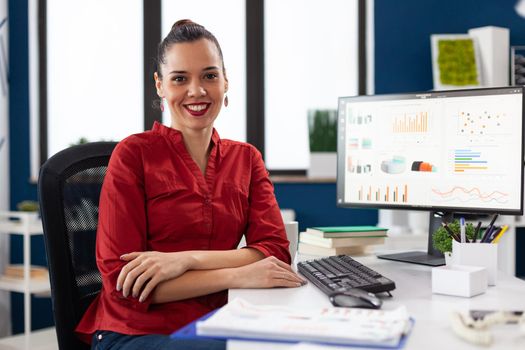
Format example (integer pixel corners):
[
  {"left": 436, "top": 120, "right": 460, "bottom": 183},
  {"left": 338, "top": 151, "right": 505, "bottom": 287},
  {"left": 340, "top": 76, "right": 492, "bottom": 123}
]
[{"left": 228, "top": 254, "right": 525, "bottom": 350}]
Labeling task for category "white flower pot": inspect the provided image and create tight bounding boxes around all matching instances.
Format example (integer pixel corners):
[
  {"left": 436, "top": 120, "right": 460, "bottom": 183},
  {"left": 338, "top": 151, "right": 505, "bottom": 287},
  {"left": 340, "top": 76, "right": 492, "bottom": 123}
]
[
  {"left": 307, "top": 152, "right": 337, "bottom": 179},
  {"left": 444, "top": 251, "right": 454, "bottom": 266}
]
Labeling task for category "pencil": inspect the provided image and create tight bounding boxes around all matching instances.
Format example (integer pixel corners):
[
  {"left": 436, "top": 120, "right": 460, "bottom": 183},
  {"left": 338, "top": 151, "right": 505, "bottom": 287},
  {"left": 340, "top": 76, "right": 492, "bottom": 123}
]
[{"left": 491, "top": 225, "right": 508, "bottom": 244}]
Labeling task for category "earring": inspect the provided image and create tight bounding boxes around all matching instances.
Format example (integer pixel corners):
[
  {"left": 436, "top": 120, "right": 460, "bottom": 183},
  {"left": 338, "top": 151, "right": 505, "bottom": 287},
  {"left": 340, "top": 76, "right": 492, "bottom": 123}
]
[
  {"left": 160, "top": 98, "right": 164, "bottom": 112},
  {"left": 224, "top": 95, "right": 229, "bottom": 107}
]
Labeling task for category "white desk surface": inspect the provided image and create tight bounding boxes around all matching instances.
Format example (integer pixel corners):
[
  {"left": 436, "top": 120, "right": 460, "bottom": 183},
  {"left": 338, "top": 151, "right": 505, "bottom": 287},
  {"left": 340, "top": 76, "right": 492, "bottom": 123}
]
[{"left": 227, "top": 254, "right": 525, "bottom": 350}]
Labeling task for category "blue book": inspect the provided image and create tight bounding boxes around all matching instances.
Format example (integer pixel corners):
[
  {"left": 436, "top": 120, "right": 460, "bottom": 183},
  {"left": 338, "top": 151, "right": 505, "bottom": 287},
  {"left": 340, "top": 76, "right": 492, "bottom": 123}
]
[{"left": 171, "top": 307, "right": 414, "bottom": 349}]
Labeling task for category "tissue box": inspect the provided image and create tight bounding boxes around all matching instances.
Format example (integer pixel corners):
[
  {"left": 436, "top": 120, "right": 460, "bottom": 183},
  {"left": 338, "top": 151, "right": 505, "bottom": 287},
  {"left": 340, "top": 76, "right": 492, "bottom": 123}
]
[
  {"left": 432, "top": 265, "right": 488, "bottom": 297},
  {"left": 453, "top": 240, "right": 498, "bottom": 285}
]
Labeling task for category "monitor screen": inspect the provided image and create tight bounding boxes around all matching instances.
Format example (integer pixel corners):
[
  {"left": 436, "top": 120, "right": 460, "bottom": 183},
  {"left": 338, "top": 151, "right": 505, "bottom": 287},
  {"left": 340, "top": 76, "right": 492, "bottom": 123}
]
[{"left": 337, "top": 87, "right": 524, "bottom": 215}]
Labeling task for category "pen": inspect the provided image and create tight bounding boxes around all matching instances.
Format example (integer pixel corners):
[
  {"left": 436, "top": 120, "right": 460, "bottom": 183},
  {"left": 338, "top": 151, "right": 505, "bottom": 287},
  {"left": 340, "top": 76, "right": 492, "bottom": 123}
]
[
  {"left": 491, "top": 225, "right": 508, "bottom": 244},
  {"left": 480, "top": 214, "right": 498, "bottom": 242},
  {"left": 473, "top": 221, "right": 482, "bottom": 243},
  {"left": 460, "top": 217, "right": 466, "bottom": 243},
  {"left": 481, "top": 226, "right": 494, "bottom": 243},
  {"left": 486, "top": 226, "right": 501, "bottom": 243},
  {"left": 441, "top": 222, "right": 460, "bottom": 242}
]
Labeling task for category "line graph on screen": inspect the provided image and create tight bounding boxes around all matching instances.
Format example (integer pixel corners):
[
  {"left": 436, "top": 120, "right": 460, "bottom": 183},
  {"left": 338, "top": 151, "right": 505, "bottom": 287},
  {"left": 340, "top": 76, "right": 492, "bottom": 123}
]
[{"left": 431, "top": 186, "right": 509, "bottom": 204}]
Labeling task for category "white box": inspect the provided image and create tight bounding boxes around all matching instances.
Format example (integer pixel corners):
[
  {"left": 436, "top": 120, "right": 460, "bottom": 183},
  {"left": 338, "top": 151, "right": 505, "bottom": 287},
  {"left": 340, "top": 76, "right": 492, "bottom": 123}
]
[
  {"left": 453, "top": 240, "right": 498, "bottom": 285},
  {"left": 468, "top": 26, "right": 509, "bottom": 87},
  {"left": 432, "top": 265, "right": 488, "bottom": 297}
]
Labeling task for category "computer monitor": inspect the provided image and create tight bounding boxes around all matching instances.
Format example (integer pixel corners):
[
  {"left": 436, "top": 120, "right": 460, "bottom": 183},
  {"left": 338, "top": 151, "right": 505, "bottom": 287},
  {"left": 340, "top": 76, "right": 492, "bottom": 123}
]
[{"left": 336, "top": 87, "right": 524, "bottom": 266}]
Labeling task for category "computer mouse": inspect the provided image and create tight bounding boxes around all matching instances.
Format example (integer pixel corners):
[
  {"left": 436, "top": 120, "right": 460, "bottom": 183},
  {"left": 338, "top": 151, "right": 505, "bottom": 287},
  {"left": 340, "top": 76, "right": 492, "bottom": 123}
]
[{"left": 329, "top": 288, "right": 383, "bottom": 309}]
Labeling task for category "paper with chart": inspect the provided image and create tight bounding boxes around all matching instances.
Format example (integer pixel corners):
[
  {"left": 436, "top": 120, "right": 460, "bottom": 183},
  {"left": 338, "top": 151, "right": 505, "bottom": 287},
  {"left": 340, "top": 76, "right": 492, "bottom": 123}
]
[{"left": 196, "top": 298, "right": 411, "bottom": 347}]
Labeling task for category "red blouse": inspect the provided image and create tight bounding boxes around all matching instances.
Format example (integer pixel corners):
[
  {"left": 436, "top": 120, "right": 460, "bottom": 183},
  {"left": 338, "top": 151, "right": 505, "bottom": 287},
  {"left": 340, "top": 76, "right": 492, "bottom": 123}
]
[{"left": 76, "top": 122, "right": 290, "bottom": 343}]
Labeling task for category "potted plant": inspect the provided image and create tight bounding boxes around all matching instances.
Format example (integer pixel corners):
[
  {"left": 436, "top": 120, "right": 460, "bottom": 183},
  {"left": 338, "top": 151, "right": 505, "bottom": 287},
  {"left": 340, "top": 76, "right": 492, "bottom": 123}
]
[
  {"left": 307, "top": 109, "right": 337, "bottom": 178},
  {"left": 432, "top": 219, "right": 475, "bottom": 264},
  {"left": 16, "top": 200, "right": 40, "bottom": 222},
  {"left": 16, "top": 200, "right": 39, "bottom": 212}
]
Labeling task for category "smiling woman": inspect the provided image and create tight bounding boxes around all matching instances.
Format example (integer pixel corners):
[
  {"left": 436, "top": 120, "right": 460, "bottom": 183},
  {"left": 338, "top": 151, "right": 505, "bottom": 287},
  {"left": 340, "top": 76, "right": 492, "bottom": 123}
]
[
  {"left": 75, "top": 20, "right": 301, "bottom": 350},
  {"left": 155, "top": 39, "right": 227, "bottom": 137},
  {"left": 161, "top": 0, "right": 246, "bottom": 142}
]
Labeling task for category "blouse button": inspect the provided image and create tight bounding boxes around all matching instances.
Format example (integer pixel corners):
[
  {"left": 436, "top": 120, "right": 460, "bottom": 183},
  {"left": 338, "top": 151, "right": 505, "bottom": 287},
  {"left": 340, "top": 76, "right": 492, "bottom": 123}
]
[{"left": 204, "top": 197, "right": 211, "bottom": 205}]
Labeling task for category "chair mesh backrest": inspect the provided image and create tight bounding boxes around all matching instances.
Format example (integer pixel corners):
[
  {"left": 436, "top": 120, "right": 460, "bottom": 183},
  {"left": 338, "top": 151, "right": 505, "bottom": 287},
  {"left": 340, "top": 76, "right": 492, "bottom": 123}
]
[
  {"left": 62, "top": 165, "right": 107, "bottom": 302},
  {"left": 39, "top": 142, "right": 116, "bottom": 350}
]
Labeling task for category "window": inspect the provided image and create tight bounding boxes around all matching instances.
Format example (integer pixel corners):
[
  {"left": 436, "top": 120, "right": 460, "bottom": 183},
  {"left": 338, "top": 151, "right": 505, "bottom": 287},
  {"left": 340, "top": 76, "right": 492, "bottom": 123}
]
[
  {"left": 46, "top": 0, "right": 144, "bottom": 157},
  {"left": 161, "top": 0, "right": 246, "bottom": 142},
  {"left": 34, "top": 1, "right": 367, "bottom": 178},
  {"left": 264, "top": 0, "right": 359, "bottom": 170}
]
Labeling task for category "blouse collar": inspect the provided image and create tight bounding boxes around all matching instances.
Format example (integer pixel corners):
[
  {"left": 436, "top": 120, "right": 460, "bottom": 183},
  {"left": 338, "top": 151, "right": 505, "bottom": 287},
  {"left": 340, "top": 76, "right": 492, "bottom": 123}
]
[{"left": 151, "top": 121, "right": 221, "bottom": 146}]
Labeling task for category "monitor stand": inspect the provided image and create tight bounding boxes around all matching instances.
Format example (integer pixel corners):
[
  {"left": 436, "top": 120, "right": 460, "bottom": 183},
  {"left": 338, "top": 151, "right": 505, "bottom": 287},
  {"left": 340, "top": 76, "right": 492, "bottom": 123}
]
[{"left": 377, "top": 212, "right": 450, "bottom": 267}]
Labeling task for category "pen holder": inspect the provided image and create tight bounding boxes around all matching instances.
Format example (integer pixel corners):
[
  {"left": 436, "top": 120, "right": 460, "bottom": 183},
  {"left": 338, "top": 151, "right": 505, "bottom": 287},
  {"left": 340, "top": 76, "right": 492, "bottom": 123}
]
[{"left": 452, "top": 240, "right": 497, "bottom": 286}]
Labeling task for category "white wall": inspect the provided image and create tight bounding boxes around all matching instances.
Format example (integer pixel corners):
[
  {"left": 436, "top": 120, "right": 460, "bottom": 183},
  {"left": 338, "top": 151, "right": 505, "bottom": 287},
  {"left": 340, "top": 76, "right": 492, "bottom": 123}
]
[{"left": 0, "top": 0, "right": 10, "bottom": 336}]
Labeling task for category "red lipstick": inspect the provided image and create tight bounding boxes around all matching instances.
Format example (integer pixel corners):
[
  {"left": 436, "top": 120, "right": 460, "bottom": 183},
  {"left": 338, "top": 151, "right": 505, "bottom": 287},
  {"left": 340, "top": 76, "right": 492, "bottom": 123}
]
[{"left": 184, "top": 103, "right": 210, "bottom": 117}]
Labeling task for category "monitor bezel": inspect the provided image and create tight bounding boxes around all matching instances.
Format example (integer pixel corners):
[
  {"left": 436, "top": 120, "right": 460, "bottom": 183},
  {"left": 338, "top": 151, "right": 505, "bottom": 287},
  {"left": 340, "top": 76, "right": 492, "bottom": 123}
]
[{"left": 336, "top": 86, "right": 525, "bottom": 216}]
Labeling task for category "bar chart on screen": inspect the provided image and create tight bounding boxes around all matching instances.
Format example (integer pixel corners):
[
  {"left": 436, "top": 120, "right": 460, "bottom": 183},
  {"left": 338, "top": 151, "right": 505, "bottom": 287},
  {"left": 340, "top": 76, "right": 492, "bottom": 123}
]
[
  {"left": 454, "top": 149, "right": 489, "bottom": 172},
  {"left": 392, "top": 111, "right": 429, "bottom": 133},
  {"left": 356, "top": 184, "right": 409, "bottom": 203}
]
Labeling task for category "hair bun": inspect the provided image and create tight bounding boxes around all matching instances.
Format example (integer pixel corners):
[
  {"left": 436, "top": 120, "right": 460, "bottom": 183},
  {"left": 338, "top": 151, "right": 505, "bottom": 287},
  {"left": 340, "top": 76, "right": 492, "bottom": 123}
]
[{"left": 172, "top": 19, "right": 197, "bottom": 30}]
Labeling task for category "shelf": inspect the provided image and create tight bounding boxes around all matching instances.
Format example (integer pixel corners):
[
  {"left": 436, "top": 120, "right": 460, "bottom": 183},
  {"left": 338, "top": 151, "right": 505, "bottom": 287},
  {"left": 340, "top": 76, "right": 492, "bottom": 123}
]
[
  {"left": 270, "top": 175, "right": 336, "bottom": 184},
  {"left": 0, "top": 276, "right": 50, "bottom": 294},
  {"left": 0, "top": 211, "right": 43, "bottom": 235},
  {"left": 0, "top": 221, "right": 43, "bottom": 235}
]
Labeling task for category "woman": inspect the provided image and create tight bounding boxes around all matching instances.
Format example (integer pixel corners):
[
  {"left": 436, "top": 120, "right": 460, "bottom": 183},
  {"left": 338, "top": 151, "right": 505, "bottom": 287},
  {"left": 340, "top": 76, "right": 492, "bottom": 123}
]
[{"left": 76, "top": 19, "right": 304, "bottom": 349}]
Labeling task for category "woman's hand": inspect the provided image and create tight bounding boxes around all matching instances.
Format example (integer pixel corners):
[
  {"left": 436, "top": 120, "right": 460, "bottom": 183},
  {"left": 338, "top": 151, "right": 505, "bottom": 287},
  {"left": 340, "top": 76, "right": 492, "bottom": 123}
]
[
  {"left": 231, "top": 256, "right": 306, "bottom": 289},
  {"left": 116, "top": 251, "right": 194, "bottom": 302}
]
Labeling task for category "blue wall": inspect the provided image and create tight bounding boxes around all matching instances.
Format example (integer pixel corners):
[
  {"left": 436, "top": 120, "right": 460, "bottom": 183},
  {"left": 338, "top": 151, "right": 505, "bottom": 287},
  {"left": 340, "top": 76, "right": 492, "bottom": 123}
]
[{"left": 375, "top": 0, "right": 525, "bottom": 94}]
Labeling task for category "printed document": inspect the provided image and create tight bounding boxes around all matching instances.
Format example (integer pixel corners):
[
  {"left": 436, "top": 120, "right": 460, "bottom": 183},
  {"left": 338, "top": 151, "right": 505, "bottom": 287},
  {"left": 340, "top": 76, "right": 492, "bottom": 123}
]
[{"left": 197, "top": 298, "right": 411, "bottom": 347}]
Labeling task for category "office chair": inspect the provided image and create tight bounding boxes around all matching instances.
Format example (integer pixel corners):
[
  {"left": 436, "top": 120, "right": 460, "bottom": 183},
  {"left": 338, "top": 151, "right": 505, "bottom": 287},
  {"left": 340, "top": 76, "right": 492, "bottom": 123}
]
[{"left": 38, "top": 142, "right": 117, "bottom": 350}]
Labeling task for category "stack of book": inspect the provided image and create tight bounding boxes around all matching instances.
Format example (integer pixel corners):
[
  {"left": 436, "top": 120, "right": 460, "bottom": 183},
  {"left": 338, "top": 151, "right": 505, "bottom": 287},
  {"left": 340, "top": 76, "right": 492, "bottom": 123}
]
[{"left": 298, "top": 226, "right": 388, "bottom": 256}]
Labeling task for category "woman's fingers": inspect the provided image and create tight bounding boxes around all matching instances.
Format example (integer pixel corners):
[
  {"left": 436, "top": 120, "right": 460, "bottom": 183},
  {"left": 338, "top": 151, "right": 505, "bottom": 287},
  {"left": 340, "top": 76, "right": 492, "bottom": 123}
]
[
  {"left": 267, "top": 257, "right": 306, "bottom": 282},
  {"left": 120, "top": 251, "right": 141, "bottom": 261},
  {"left": 131, "top": 267, "right": 156, "bottom": 298},
  {"left": 121, "top": 263, "right": 148, "bottom": 297},
  {"left": 273, "top": 266, "right": 305, "bottom": 285},
  {"left": 266, "top": 257, "right": 306, "bottom": 284},
  {"left": 139, "top": 275, "right": 162, "bottom": 302},
  {"left": 272, "top": 257, "right": 295, "bottom": 272},
  {"left": 116, "top": 256, "right": 144, "bottom": 291}
]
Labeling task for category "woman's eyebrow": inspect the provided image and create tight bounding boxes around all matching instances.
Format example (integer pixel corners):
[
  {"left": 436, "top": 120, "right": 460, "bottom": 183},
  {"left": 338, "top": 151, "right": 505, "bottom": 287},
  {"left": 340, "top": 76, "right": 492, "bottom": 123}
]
[{"left": 167, "top": 66, "right": 219, "bottom": 75}]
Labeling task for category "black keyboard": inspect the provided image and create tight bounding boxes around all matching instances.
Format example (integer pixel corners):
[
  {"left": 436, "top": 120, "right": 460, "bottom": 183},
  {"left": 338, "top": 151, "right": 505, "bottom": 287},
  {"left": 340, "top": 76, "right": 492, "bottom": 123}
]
[{"left": 297, "top": 255, "right": 396, "bottom": 295}]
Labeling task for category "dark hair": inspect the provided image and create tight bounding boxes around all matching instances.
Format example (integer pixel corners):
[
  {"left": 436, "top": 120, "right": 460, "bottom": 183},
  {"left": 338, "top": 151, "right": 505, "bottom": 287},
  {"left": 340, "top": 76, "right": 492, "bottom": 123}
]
[{"left": 155, "top": 19, "right": 225, "bottom": 79}]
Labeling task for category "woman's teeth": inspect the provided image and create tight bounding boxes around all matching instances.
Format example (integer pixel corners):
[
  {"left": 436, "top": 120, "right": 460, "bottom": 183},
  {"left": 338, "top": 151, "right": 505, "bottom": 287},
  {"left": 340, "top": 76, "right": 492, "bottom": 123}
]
[{"left": 187, "top": 104, "right": 207, "bottom": 111}]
